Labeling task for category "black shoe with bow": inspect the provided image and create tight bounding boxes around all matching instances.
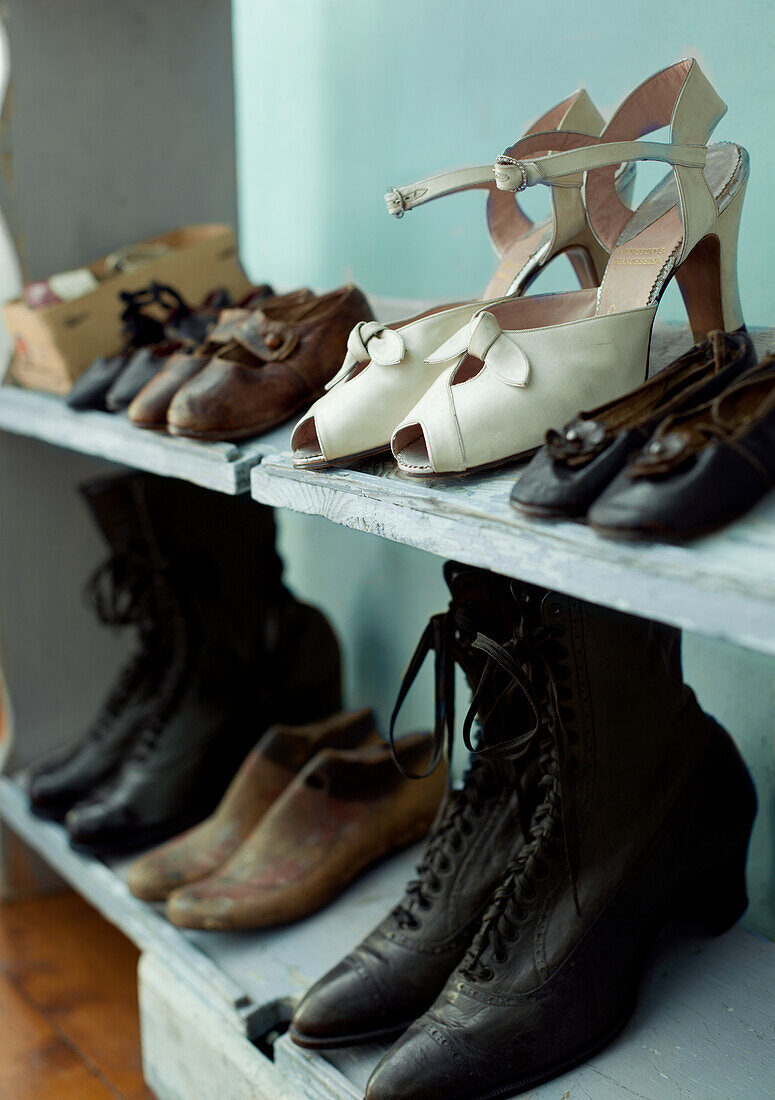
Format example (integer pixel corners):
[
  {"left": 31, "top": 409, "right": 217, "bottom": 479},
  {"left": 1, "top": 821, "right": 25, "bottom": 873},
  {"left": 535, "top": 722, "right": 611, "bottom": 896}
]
[{"left": 366, "top": 585, "right": 756, "bottom": 1100}]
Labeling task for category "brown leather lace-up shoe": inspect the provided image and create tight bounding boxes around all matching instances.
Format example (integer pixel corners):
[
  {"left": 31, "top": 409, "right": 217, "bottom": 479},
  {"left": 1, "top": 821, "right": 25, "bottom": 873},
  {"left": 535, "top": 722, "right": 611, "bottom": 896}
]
[
  {"left": 166, "top": 733, "right": 446, "bottom": 931},
  {"left": 290, "top": 563, "right": 541, "bottom": 1050},
  {"left": 166, "top": 285, "right": 373, "bottom": 441},
  {"left": 128, "top": 289, "right": 313, "bottom": 430},
  {"left": 126, "top": 708, "right": 377, "bottom": 901},
  {"left": 366, "top": 586, "right": 756, "bottom": 1100}
]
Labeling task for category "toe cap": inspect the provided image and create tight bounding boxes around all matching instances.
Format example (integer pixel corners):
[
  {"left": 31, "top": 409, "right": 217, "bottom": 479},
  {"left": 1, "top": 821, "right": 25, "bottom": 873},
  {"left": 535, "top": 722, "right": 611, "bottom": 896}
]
[{"left": 292, "top": 956, "right": 404, "bottom": 1046}]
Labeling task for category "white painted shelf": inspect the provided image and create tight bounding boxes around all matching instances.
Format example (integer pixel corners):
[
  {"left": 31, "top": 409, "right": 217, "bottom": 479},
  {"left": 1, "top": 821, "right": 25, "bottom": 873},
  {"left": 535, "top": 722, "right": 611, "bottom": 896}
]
[
  {"left": 0, "top": 773, "right": 423, "bottom": 1040},
  {"left": 251, "top": 325, "right": 775, "bottom": 656},
  {"left": 275, "top": 921, "right": 775, "bottom": 1100},
  {"left": 0, "top": 386, "right": 289, "bottom": 493},
  {"left": 3, "top": 773, "right": 774, "bottom": 1100}
]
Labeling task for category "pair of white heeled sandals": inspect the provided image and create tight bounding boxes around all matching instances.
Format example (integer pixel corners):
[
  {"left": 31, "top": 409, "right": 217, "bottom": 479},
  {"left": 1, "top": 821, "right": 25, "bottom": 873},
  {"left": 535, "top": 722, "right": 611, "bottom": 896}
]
[{"left": 291, "top": 59, "right": 749, "bottom": 477}]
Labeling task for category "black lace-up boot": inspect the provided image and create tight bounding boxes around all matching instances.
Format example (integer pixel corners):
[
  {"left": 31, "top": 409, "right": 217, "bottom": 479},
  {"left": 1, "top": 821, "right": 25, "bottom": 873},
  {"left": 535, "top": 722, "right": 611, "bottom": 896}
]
[
  {"left": 43, "top": 474, "right": 340, "bottom": 855},
  {"left": 366, "top": 586, "right": 757, "bottom": 1100},
  {"left": 29, "top": 473, "right": 177, "bottom": 820},
  {"left": 290, "top": 562, "right": 539, "bottom": 1049}
]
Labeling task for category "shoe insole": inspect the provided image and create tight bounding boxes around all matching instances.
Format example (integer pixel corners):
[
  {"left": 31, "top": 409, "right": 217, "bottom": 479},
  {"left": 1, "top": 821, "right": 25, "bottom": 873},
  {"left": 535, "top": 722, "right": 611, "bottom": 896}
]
[{"left": 597, "top": 143, "right": 742, "bottom": 317}]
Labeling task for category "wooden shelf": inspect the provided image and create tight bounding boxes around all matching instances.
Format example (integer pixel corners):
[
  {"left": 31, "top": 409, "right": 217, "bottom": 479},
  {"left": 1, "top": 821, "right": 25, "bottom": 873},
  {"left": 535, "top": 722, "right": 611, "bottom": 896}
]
[
  {"left": 3, "top": 772, "right": 775, "bottom": 1099},
  {"left": 0, "top": 773, "right": 423, "bottom": 1041},
  {"left": 251, "top": 324, "right": 775, "bottom": 656},
  {"left": 0, "top": 387, "right": 289, "bottom": 494}
]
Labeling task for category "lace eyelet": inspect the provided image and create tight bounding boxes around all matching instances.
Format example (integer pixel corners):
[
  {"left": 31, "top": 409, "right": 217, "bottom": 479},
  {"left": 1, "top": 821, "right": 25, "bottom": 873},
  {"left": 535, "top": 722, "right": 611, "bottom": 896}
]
[
  {"left": 479, "top": 966, "right": 494, "bottom": 982},
  {"left": 493, "top": 950, "right": 508, "bottom": 965}
]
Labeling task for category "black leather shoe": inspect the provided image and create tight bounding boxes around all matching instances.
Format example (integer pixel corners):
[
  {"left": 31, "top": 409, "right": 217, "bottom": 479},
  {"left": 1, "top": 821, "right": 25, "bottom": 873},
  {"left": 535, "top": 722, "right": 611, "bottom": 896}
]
[
  {"left": 291, "top": 564, "right": 540, "bottom": 1049},
  {"left": 66, "top": 287, "right": 170, "bottom": 410},
  {"left": 104, "top": 343, "right": 180, "bottom": 412},
  {"left": 63, "top": 481, "right": 341, "bottom": 856},
  {"left": 511, "top": 329, "right": 756, "bottom": 519},
  {"left": 589, "top": 353, "right": 775, "bottom": 540},
  {"left": 366, "top": 588, "right": 756, "bottom": 1100}
]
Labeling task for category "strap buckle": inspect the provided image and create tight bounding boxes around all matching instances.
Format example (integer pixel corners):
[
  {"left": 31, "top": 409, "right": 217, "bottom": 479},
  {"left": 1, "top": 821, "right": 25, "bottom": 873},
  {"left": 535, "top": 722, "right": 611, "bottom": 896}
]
[
  {"left": 493, "top": 155, "right": 527, "bottom": 193},
  {"left": 385, "top": 186, "right": 408, "bottom": 217}
]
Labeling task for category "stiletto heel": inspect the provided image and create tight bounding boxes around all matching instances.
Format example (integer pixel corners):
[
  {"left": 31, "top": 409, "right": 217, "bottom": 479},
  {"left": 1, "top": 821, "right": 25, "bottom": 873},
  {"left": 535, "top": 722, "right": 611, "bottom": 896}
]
[
  {"left": 675, "top": 173, "right": 747, "bottom": 341},
  {"left": 291, "top": 92, "right": 632, "bottom": 470},
  {"left": 564, "top": 223, "right": 611, "bottom": 289},
  {"left": 392, "top": 59, "right": 750, "bottom": 477}
]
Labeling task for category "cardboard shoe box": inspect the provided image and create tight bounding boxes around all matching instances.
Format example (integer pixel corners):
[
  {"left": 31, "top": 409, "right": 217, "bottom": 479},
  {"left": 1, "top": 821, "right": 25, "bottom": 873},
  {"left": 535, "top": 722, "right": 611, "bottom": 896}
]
[{"left": 2, "top": 224, "right": 252, "bottom": 395}]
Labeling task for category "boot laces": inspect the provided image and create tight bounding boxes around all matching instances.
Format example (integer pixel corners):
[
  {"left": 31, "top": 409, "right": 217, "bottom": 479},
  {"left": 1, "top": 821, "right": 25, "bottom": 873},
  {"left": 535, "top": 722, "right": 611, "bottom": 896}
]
[
  {"left": 388, "top": 601, "right": 480, "bottom": 779},
  {"left": 459, "top": 607, "right": 580, "bottom": 985},
  {"left": 82, "top": 552, "right": 161, "bottom": 742},
  {"left": 462, "top": 735, "right": 563, "bottom": 982},
  {"left": 391, "top": 757, "right": 501, "bottom": 930},
  {"left": 459, "top": 610, "right": 583, "bottom": 983}
]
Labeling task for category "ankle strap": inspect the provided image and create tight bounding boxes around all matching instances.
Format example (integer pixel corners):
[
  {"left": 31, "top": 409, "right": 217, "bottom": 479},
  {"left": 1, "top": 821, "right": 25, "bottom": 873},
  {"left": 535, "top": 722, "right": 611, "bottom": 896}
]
[
  {"left": 385, "top": 165, "right": 492, "bottom": 216},
  {"left": 492, "top": 138, "right": 708, "bottom": 192},
  {"left": 385, "top": 90, "right": 606, "bottom": 274},
  {"left": 384, "top": 89, "right": 603, "bottom": 217}
]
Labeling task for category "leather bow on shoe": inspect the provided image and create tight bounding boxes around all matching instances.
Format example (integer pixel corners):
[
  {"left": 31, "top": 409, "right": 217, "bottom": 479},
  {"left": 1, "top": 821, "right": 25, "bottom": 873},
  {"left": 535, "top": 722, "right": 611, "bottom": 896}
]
[
  {"left": 425, "top": 310, "right": 531, "bottom": 386},
  {"left": 326, "top": 321, "right": 406, "bottom": 390}
]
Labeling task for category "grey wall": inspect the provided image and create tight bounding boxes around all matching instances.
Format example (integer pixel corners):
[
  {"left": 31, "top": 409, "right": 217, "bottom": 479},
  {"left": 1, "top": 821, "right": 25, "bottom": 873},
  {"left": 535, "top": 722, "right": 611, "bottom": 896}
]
[{"left": 0, "top": 0, "right": 238, "bottom": 280}]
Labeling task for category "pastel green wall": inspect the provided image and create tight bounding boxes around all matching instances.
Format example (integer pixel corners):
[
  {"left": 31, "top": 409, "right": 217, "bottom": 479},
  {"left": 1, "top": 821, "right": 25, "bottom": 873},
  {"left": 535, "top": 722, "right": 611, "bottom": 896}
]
[
  {"left": 233, "top": 0, "right": 774, "bottom": 322},
  {"left": 233, "top": 0, "right": 775, "bottom": 940}
]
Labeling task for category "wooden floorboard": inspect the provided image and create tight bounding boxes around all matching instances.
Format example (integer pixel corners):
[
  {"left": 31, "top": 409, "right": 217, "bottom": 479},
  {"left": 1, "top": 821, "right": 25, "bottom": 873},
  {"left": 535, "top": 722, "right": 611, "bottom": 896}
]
[{"left": 0, "top": 891, "right": 151, "bottom": 1100}]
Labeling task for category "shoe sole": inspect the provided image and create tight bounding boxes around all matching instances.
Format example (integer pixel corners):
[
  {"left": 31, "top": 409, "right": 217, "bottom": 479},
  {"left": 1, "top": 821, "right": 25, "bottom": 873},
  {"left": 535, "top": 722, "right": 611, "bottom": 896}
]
[
  {"left": 288, "top": 1019, "right": 412, "bottom": 1050},
  {"left": 68, "top": 810, "right": 208, "bottom": 858}
]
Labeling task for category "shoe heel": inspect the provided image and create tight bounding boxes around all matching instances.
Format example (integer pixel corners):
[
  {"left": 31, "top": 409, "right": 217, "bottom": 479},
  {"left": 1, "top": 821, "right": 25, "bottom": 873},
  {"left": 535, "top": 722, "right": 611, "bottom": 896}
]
[
  {"left": 564, "top": 223, "right": 610, "bottom": 289},
  {"left": 675, "top": 173, "right": 748, "bottom": 342},
  {"left": 674, "top": 862, "right": 749, "bottom": 935}
]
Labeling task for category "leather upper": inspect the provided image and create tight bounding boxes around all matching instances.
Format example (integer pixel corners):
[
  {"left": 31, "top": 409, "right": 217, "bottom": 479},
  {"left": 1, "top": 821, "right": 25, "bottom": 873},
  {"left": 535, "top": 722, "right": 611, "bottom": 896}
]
[
  {"left": 511, "top": 329, "right": 757, "bottom": 517},
  {"left": 167, "top": 286, "right": 372, "bottom": 440},
  {"left": 589, "top": 354, "right": 775, "bottom": 538}
]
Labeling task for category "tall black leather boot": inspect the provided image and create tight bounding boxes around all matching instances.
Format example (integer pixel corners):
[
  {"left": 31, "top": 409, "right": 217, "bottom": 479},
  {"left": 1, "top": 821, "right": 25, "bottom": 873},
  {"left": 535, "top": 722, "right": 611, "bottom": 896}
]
[
  {"left": 29, "top": 473, "right": 180, "bottom": 820},
  {"left": 57, "top": 475, "right": 340, "bottom": 855},
  {"left": 291, "top": 562, "right": 539, "bottom": 1049},
  {"left": 366, "top": 585, "right": 757, "bottom": 1100}
]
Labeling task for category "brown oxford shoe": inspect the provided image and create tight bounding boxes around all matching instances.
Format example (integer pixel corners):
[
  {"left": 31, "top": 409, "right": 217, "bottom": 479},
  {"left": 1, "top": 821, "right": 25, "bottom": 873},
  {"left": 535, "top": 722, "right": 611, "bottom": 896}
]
[{"left": 166, "top": 285, "right": 373, "bottom": 441}]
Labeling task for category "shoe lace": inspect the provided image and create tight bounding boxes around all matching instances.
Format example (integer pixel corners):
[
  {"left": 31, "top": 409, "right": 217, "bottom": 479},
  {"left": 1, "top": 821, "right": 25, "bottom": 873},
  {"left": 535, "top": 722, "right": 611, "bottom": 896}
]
[
  {"left": 82, "top": 551, "right": 163, "bottom": 743},
  {"left": 388, "top": 601, "right": 479, "bottom": 779},
  {"left": 458, "top": 609, "right": 583, "bottom": 983},
  {"left": 391, "top": 756, "right": 501, "bottom": 930},
  {"left": 462, "top": 734, "right": 564, "bottom": 982}
]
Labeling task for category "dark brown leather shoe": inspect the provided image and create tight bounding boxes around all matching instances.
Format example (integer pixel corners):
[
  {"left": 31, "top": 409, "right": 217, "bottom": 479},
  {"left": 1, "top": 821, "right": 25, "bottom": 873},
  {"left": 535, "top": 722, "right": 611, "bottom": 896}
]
[
  {"left": 589, "top": 353, "right": 775, "bottom": 540},
  {"left": 126, "top": 708, "right": 378, "bottom": 900},
  {"left": 166, "top": 286, "right": 373, "bottom": 441},
  {"left": 365, "top": 587, "right": 756, "bottom": 1100},
  {"left": 165, "top": 733, "right": 446, "bottom": 930},
  {"left": 511, "top": 329, "right": 756, "bottom": 519},
  {"left": 290, "top": 563, "right": 540, "bottom": 1050},
  {"left": 128, "top": 289, "right": 312, "bottom": 430}
]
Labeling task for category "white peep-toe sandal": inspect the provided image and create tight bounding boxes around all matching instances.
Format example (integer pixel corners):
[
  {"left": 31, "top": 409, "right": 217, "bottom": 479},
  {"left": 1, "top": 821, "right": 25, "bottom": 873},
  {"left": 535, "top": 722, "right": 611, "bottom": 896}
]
[
  {"left": 291, "top": 91, "right": 634, "bottom": 469},
  {"left": 391, "top": 59, "right": 748, "bottom": 477}
]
